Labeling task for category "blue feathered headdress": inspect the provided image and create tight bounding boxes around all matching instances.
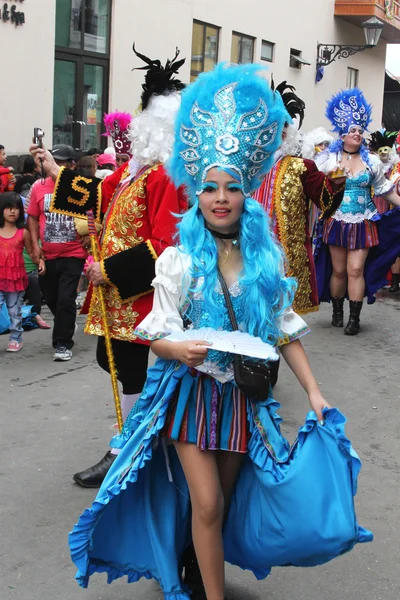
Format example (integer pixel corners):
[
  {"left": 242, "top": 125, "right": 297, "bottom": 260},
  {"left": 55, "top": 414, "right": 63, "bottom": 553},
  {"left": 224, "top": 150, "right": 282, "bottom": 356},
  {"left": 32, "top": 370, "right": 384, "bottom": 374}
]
[
  {"left": 326, "top": 88, "right": 372, "bottom": 135},
  {"left": 168, "top": 63, "right": 289, "bottom": 198}
]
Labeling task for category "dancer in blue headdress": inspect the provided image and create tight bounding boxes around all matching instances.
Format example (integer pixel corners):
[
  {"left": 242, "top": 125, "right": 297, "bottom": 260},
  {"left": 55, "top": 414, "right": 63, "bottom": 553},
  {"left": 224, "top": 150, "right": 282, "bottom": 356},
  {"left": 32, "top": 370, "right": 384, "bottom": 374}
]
[
  {"left": 315, "top": 88, "right": 400, "bottom": 334},
  {"left": 69, "top": 65, "right": 372, "bottom": 600}
]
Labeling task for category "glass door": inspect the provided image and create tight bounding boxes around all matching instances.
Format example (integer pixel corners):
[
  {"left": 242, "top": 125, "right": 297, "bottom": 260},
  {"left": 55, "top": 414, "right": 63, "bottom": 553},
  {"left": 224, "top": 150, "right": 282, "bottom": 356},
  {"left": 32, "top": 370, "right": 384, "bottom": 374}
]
[
  {"left": 53, "top": 59, "right": 77, "bottom": 148},
  {"left": 83, "top": 64, "right": 104, "bottom": 151}
]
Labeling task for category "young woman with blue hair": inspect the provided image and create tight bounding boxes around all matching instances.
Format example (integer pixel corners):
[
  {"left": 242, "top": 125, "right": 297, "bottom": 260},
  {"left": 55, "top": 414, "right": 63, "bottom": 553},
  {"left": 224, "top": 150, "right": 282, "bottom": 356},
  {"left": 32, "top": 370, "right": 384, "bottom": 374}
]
[
  {"left": 315, "top": 88, "right": 400, "bottom": 334},
  {"left": 68, "top": 65, "right": 372, "bottom": 600}
]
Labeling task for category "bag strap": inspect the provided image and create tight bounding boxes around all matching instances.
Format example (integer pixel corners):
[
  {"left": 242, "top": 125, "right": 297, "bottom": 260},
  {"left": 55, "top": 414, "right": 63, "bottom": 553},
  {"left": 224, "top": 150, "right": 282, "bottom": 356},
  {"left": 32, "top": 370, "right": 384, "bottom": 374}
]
[{"left": 216, "top": 267, "right": 239, "bottom": 331}]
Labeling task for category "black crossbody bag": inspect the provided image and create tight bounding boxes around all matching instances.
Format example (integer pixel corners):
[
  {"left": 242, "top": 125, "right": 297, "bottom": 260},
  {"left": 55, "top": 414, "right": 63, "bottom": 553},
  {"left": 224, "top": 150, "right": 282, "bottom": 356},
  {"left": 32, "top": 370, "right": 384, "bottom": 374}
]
[{"left": 217, "top": 268, "right": 271, "bottom": 402}]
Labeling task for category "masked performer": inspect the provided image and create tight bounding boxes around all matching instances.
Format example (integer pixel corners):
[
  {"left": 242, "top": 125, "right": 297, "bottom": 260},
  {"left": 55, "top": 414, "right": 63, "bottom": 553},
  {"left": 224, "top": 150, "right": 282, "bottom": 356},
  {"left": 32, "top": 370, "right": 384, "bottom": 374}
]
[
  {"left": 32, "top": 47, "right": 187, "bottom": 487},
  {"left": 301, "top": 126, "right": 334, "bottom": 160},
  {"left": 67, "top": 64, "right": 371, "bottom": 600},
  {"left": 315, "top": 89, "right": 400, "bottom": 335},
  {"left": 368, "top": 130, "right": 400, "bottom": 292},
  {"left": 253, "top": 82, "right": 345, "bottom": 316}
]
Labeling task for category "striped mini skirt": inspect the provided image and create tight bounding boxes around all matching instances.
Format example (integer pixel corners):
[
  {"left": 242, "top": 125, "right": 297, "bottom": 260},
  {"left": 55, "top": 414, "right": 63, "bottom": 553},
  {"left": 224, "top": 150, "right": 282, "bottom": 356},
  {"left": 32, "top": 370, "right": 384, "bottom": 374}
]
[
  {"left": 162, "top": 369, "right": 249, "bottom": 453},
  {"left": 323, "top": 217, "right": 379, "bottom": 250}
]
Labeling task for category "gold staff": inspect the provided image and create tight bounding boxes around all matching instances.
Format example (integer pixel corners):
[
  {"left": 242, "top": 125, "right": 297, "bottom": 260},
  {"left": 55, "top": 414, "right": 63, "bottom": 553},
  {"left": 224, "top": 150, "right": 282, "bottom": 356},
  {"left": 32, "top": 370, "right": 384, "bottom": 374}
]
[{"left": 87, "top": 210, "right": 123, "bottom": 432}]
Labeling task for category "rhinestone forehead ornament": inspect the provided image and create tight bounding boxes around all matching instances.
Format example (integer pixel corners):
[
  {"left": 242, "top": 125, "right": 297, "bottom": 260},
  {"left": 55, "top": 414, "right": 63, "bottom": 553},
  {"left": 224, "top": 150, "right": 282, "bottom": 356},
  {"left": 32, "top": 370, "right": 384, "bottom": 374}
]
[{"left": 179, "top": 82, "right": 281, "bottom": 196}]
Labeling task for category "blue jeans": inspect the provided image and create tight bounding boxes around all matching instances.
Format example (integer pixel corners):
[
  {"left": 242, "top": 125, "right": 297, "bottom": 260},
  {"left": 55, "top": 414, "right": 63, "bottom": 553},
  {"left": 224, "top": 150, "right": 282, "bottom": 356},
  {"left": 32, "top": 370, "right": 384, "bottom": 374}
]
[{"left": 0, "top": 291, "right": 24, "bottom": 342}]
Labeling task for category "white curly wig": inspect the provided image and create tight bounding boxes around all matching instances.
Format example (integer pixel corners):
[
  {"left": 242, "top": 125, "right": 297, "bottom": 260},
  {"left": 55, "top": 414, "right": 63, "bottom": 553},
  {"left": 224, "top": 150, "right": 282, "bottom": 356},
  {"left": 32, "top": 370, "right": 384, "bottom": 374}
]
[
  {"left": 128, "top": 92, "right": 181, "bottom": 166},
  {"left": 301, "top": 127, "right": 333, "bottom": 159},
  {"left": 280, "top": 123, "right": 302, "bottom": 157}
]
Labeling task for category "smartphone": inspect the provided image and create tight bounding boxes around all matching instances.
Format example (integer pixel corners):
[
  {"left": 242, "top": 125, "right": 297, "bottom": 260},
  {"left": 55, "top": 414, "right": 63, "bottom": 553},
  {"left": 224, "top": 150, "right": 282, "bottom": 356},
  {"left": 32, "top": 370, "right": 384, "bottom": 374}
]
[{"left": 33, "top": 127, "right": 44, "bottom": 147}]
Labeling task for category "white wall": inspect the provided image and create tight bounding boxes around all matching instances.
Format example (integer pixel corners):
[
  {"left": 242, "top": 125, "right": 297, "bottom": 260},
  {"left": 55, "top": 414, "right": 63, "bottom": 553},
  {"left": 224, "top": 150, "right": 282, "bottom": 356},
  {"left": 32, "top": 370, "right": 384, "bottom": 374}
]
[
  {"left": 0, "top": 0, "right": 56, "bottom": 155},
  {"left": 109, "top": 0, "right": 387, "bottom": 133},
  {"left": 0, "top": 0, "right": 388, "bottom": 155}
]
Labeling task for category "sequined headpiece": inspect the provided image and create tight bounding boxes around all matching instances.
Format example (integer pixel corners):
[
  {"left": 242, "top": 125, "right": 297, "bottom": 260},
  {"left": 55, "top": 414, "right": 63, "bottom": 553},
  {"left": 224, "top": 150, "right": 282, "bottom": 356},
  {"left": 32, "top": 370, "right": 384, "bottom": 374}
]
[
  {"left": 326, "top": 88, "right": 372, "bottom": 135},
  {"left": 168, "top": 63, "right": 289, "bottom": 197},
  {"left": 103, "top": 111, "right": 132, "bottom": 156}
]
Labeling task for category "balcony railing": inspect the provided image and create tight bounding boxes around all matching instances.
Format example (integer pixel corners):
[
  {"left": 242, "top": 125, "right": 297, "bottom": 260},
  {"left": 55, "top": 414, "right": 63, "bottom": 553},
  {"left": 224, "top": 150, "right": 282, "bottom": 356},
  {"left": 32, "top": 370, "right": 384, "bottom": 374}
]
[{"left": 335, "top": 0, "right": 400, "bottom": 41}]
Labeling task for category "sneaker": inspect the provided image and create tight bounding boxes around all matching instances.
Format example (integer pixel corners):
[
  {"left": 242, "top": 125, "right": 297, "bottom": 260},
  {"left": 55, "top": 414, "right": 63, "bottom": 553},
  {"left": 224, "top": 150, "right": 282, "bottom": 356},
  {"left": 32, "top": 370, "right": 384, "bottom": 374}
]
[
  {"left": 7, "top": 340, "right": 23, "bottom": 352},
  {"left": 53, "top": 346, "right": 72, "bottom": 361}
]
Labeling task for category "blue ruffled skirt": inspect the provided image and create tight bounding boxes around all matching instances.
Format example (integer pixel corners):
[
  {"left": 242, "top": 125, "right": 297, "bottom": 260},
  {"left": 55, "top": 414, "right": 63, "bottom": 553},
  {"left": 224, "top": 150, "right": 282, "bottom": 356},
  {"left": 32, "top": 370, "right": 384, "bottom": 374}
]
[{"left": 69, "top": 359, "right": 372, "bottom": 598}]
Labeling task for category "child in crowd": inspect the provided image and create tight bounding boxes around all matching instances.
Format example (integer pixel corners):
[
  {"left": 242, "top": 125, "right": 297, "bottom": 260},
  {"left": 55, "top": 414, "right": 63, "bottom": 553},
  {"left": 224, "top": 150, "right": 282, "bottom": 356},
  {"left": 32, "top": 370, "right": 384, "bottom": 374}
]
[
  {"left": 0, "top": 145, "right": 16, "bottom": 193},
  {"left": 0, "top": 192, "right": 45, "bottom": 351}
]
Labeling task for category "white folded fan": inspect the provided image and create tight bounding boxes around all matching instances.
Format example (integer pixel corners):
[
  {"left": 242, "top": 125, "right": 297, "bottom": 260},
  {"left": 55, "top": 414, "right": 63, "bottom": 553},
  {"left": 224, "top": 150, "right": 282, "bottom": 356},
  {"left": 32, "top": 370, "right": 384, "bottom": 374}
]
[{"left": 165, "top": 327, "right": 279, "bottom": 361}]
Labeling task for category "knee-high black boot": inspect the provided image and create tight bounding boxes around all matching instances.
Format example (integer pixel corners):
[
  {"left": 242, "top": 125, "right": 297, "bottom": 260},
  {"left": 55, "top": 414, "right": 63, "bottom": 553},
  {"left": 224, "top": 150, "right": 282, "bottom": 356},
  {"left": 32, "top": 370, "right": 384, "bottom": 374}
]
[
  {"left": 389, "top": 273, "right": 400, "bottom": 293},
  {"left": 344, "top": 300, "right": 363, "bottom": 335},
  {"left": 331, "top": 297, "right": 345, "bottom": 327}
]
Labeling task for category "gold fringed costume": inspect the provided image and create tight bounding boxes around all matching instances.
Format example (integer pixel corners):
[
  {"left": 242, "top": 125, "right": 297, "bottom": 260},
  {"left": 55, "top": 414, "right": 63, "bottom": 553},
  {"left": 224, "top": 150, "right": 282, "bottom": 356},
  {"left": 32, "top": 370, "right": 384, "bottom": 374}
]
[{"left": 253, "top": 156, "right": 344, "bottom": 314}]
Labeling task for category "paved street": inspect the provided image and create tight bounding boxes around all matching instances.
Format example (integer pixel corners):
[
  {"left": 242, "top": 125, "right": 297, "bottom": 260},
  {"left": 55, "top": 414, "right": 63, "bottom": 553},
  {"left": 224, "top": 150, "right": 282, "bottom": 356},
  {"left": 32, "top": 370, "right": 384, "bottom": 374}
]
[{"left": 1, "top": 297, "right": 399, "bottom": 600}]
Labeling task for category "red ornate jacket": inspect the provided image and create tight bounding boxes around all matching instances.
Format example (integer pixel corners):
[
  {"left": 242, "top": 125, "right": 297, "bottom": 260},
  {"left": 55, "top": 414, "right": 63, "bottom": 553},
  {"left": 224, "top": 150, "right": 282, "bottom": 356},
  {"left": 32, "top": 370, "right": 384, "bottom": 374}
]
[
  {"left": 50, "top": 163, "right": 187, "bottom": 343},
  {"left": 253, "top": 156, "right": 344, "bottom": 314}
]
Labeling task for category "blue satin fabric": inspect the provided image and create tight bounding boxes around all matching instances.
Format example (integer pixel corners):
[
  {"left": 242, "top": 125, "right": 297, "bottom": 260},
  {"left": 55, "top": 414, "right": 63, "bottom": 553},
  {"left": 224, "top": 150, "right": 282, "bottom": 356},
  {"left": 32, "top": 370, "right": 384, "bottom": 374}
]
[{"left": 69, "top": 359, "right": 372, "bottom": 598}]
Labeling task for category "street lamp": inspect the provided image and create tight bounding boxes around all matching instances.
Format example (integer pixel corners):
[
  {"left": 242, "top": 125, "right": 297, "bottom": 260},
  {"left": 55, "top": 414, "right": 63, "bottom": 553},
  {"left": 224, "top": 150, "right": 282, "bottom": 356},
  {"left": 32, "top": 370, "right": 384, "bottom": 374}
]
[{"left": 316, "top": 17, "right": 384, "bottom": 71}]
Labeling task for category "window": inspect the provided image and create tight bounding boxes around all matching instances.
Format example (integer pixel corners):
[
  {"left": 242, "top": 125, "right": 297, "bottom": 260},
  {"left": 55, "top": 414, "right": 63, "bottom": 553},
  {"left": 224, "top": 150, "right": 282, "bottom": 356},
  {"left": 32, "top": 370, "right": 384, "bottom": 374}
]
[
  {"left": 289, "top": 48, "right": 311, "bottom": 69},
  {"left": 191, "top": 20, "right": 220, "bottom": 81},
  {"left": 54, "top": 0, "right": 111, "bottom": 151},
  {"left": 261, "top": 40, "right": 274, "bottom": 63},
  {"left": 347, "top": 67, "right": 359, "bottom": 88},
  {"left": 55, "top": 0, "right": 110, "bottom": 55},
  {"left": 231, "top": 32, "right": 255, "bottom": 64}
]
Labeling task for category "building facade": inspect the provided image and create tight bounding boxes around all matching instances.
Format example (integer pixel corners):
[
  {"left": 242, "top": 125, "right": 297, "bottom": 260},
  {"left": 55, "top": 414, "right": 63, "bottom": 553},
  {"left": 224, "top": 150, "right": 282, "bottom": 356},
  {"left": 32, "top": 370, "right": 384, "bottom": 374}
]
[{"left": 1, "top": 0, "right": 400, "bottom": 159}]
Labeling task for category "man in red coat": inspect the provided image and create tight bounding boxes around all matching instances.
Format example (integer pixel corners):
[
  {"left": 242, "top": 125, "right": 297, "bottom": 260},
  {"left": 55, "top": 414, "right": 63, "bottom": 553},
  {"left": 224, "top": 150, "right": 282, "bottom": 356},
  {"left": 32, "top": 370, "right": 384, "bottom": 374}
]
[
  {"left": 32, "top": 48, "right": 187, "bottom": 487},
  {"left": 253, "top": 82, "right": 346, "bottom": 316}
]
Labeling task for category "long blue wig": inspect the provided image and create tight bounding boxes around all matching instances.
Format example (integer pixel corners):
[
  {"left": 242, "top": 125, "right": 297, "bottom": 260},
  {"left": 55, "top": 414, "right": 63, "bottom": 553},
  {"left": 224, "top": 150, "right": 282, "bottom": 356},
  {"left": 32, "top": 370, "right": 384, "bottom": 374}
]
[{"left": 177, "top": 193, "right": 296, "bottom": 345}]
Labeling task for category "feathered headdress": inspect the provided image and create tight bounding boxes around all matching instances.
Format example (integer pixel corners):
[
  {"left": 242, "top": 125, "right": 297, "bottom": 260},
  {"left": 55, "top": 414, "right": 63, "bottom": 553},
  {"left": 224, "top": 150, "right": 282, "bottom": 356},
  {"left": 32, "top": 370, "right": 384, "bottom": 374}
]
[
  {"left": 168, "top": 63, "right": 289, "bottom": 198},
  {"left": 272, "top": 79, "right": 305, "bottom": 129},
  {"left": 132, "top": 44, "right": 186, "bottom": 110},
  {"left": 326, "top": 88, "right": 372, "bottom": 135},
  {"left": 103, "top": 111, "right": 132, "bottom": 156},
  {"left": 369, "top": 130, "right": 397, "bottom": 152}
]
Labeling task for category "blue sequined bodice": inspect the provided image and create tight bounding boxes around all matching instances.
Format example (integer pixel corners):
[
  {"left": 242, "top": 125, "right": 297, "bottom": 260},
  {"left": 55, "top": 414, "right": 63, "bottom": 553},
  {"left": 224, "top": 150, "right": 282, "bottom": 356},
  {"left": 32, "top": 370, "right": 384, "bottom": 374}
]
[
  {"left": 184, "top": 279, "right": 244, "bottom": 373},
  {"left": 335, "top": 170, "right": 376, "bottom": 221}
]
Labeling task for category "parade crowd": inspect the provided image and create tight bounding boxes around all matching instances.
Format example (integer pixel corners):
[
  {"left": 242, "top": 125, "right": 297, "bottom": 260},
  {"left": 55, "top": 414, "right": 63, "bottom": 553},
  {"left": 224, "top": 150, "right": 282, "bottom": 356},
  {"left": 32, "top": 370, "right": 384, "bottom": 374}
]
[{"left": 1, "top": 51, "right": 399, "bottom": 600}]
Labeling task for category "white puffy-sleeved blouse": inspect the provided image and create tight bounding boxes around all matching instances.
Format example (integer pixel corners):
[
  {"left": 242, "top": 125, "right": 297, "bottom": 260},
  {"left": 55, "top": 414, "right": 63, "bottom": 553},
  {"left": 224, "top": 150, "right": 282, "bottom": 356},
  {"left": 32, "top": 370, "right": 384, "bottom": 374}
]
[
  {"left": 315, "top": 150, "right": 394, "bottom": 224},
  {"left": 134, "top": 247, "right": 310, "bottom": 383}
]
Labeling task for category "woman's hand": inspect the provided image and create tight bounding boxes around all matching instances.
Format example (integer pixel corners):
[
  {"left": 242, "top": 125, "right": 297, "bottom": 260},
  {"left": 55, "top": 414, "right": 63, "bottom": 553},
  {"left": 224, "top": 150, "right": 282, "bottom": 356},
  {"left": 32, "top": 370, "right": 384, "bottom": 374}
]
[
  {"left": 169, "top": 341, "right": 210, "bottom": 367},
  {"left": 29, "top": 144, "right": 60, "bottom": 181},
  {"left": 308, "top": 389, "right": 331, "bottom": 424}
]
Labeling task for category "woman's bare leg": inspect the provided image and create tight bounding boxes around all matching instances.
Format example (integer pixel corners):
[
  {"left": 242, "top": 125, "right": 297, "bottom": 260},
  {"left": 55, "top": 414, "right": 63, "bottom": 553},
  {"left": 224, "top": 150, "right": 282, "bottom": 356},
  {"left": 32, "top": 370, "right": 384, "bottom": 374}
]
[
  {"left": 347, "top": 249, "right": 369, "bottom": 301},
  {"left": 329, "top": 245, "right": 348, "bottom": 298},
  {"left": 174, "top": 441, "right": 225, "bottom": 600}
]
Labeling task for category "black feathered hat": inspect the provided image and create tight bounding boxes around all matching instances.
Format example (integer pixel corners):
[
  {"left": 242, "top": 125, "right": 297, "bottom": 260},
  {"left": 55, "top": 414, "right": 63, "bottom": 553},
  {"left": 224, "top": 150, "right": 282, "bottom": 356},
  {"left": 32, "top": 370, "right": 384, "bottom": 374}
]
[
  {"left": 272, "top": 79, "right": 306, "bottom": 129},
  {"left": 132, "top": 44, "right": 186, "bottom": 110},
  {"left": 368, "top": 130, "right": 397, "bottom": 152}
]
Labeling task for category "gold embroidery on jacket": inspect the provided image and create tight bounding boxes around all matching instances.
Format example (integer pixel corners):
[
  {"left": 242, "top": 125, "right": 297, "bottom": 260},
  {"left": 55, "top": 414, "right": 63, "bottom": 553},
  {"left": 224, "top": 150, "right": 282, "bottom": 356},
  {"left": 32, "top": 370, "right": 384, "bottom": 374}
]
[
  {"left": 85, "top": 165, "right": 159, "bottom": 341},
  {"left": 274, "top": 157, "right": 316, "bottom": 315}
]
